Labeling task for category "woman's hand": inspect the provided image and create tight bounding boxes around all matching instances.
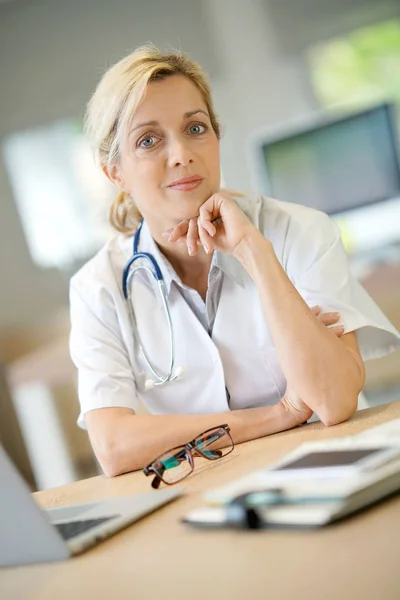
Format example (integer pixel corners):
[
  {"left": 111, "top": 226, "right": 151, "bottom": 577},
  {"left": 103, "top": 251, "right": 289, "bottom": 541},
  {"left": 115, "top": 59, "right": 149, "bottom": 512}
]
[
  {"left": 281, "top": 306, "right": 345, "bottom": 425},
  {"left": 163, "top": 189, "right": 260, "bottom": 256}
]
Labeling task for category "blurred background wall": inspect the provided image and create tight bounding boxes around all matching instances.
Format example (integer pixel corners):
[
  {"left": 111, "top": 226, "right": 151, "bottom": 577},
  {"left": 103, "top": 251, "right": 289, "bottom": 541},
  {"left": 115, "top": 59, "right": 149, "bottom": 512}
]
[{"left": 0, "top": 0, "right": 399, "bottom": 490}]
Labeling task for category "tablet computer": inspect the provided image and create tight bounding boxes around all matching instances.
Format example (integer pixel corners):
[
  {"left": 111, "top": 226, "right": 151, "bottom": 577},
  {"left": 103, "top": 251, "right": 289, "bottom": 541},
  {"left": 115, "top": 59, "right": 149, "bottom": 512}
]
[{"left": 267, "top": 445, "right": 400, "bottom": 479}]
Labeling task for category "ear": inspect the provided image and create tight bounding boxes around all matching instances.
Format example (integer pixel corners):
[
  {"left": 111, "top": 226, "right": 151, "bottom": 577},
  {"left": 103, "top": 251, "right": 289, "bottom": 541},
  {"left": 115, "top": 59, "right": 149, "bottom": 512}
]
[{"left": 102, "top": 163, "right": 126, "bottom": 192}]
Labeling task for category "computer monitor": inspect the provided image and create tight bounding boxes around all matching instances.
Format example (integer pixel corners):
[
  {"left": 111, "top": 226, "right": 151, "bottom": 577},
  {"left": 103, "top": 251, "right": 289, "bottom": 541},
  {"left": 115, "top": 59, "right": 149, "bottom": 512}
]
[{"left": 252, "top": 104, "right": 400, "bottom": 256}]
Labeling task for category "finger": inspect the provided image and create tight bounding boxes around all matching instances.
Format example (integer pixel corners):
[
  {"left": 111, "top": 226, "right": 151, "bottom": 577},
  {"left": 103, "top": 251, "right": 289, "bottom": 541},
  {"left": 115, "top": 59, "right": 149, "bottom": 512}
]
[
  {"left": 203, "top": 218, "right": 216, "bottom": 237},
  {"left": 331, "top": 325, "right": 345, "bottom": 337},
  {"left": 311, "top": 305, "right": 321, "bottom": 316},
  {"left": 162, "top": 231, "right": 187, "bottom": 244},
  {"left": 198, "top": 222, "right": 214, "bottom": 254},
  {"left": 174, "top": 235, "right": 190, "bottom": 244},
  {"left": 198, "top": 204, "right": 217, "bottom": 237},
  {"left": 161, "top": 227, "right": 186, "bottom": 241},
  {"left": 320, "top": 312, "right": 341, "bottom": 326},
  {"left": 199, "top": 195, "right": 223, "bottom": 231},
  {"left": 165, "top": 220, "right": 189, "bottom": 242},
  {"left": 186, "top": 218, "right": 199, "bottom": 256}
]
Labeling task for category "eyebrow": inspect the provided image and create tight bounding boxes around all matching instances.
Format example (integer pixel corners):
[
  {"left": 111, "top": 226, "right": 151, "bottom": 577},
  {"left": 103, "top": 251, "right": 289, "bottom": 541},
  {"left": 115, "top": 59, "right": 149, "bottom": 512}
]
[{"left": 129, "top": 109, "right": 210, "bottom": 135}]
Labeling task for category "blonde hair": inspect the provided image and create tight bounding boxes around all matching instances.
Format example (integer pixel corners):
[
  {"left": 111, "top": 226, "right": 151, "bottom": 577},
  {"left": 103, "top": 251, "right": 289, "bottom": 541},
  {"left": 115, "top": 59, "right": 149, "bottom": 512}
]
[{"left": 84, "top": 44, "right": 221, "bottom": 234}]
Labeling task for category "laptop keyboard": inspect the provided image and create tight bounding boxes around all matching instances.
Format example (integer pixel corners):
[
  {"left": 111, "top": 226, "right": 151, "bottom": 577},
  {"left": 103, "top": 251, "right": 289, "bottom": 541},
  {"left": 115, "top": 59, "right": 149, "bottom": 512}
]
[{"left": 55, "top": 516, "right": 120, "bottom": 540}]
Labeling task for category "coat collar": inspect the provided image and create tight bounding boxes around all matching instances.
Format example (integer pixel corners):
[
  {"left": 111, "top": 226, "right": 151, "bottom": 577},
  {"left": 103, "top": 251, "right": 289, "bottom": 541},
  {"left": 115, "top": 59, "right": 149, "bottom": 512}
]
[{"left": 134, "top": 220, "right": 248, "bottom": 293}]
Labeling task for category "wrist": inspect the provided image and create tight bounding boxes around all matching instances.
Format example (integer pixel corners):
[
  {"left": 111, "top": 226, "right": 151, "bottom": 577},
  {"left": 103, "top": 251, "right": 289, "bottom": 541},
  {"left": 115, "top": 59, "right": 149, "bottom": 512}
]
[
  {"left": 279, "top": 395, "right": 311, "bottom": 428},
  {"left": 257, "top": 401, "right": 303, "bottom": 434},
  {"left": 233, "top": 229, "right": 273, "bottom": 273}
]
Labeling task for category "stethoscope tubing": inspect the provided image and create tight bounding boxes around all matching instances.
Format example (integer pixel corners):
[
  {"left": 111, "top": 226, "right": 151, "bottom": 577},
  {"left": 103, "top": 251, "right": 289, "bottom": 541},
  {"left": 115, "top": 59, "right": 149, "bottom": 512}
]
[{"left": 122, "top": 221, "right": 177, "bottom": 387}]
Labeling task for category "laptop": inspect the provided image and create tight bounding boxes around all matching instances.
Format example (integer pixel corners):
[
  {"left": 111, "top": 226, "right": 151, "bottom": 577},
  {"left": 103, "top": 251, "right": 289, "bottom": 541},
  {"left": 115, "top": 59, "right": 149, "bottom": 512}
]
[{"left": 0, "top": 444, "right": 182, "bottom": 567}]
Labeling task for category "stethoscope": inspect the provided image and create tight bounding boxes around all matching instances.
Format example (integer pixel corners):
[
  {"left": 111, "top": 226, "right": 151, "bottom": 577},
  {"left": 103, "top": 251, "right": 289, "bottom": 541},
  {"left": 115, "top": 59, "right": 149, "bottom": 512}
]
[{"left": 122, "top": 221, "right": 183, "bottom": 390}]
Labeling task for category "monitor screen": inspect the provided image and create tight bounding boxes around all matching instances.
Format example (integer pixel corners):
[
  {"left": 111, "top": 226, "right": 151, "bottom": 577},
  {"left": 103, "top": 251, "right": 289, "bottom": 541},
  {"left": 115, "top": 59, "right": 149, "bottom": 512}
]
[{"left": 259, "top": 104, "right": 400, "bottom": 215}]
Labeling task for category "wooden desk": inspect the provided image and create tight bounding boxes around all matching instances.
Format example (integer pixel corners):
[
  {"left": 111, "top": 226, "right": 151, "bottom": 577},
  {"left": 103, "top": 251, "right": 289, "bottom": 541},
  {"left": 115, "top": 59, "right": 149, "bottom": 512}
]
[{"left": 1, "top": 403, "right": 400, "bottom": 600}]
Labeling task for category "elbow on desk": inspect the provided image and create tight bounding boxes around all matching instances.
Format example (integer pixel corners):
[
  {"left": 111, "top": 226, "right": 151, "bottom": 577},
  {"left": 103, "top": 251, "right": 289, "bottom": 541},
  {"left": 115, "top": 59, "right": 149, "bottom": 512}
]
[
  {"left": 98, "top": 450, "right": 140, "bottom": 478},
  {"left": 86, "top": 409, "right": 144, "bottom": 477},
  {"left": 87, "top": 429, "right": 126, "bottom": 478},
  {"left": 317, "top": 393, "right": 358, "bottom": 427},
  {"left": 91, "top": 442, "right": 120, "bottom": 478},
  {"left": 96, "top": 440, "right": 145, "bottom": 478},
  {"left": 317, "top": 342, "right": 366, "bottom": 427},
  {"left": 96, "top": 431, "right": 151, "bottom": 477},
  {"left": 100, "top": 455, "right": 123, "bottom": 478}
]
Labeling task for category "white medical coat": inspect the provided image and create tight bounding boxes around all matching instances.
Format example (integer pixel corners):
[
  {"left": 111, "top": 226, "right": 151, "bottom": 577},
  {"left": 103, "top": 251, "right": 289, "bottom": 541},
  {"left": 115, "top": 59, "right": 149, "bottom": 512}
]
[{"left": 70, "top": 194, "right": 400, "bottom": 429}]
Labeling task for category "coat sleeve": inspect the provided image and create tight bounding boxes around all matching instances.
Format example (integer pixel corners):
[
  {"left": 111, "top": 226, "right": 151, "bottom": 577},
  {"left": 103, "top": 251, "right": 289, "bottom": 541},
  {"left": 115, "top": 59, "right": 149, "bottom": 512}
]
[
  {"left": 69, "top": 274, "right": 139, "bottom": 430},
  {"left": 286, "top": 211, "right": 400, "bottom": 361}
]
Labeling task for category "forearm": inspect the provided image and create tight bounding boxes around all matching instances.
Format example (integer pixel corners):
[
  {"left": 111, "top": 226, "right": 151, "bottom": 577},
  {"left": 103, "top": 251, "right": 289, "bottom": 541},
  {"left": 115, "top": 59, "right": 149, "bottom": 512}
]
[
  {"left": 88, "top": 402, "right": 299, "bottom": 477},
  {"left": 234, "top": 233, "right": 364, "bottom": 425}
]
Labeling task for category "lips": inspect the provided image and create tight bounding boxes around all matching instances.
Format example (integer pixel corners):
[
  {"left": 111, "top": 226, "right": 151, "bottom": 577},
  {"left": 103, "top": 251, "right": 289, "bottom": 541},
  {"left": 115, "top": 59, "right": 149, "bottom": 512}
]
[{"left": 168, "top": 176, "right": 203, "bottom": 191}]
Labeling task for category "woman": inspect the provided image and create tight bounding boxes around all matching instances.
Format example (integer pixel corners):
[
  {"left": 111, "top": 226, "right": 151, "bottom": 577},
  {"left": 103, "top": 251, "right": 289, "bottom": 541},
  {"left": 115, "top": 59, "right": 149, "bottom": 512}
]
[{"left": 70, "top": 45, "right": 400, "bottom": 477}]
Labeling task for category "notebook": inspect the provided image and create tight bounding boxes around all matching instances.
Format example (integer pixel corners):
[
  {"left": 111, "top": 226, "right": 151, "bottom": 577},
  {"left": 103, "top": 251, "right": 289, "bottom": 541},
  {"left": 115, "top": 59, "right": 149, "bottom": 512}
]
[{"left": 183, "top": 419, "right": 400, "bottom": 529}]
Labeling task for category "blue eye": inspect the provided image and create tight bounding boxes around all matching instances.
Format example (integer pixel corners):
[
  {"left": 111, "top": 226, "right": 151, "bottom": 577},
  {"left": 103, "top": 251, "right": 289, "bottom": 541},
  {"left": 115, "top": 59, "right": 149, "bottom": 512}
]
[
  {"left": 189, "top": 123, "right": 206, "bottom": 135},
  {"left": 139, "top": 136, "right": 157, "bottom": 148}
]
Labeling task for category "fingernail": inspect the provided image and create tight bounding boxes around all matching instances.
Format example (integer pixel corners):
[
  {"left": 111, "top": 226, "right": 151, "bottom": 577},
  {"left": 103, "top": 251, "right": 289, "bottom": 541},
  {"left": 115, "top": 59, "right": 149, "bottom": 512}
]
[
  {"left": 188, "top": 246, "right": 194, "bottom": 256},
  {"left": 332, "top": 312, "right": 340, "bottom": 318}
]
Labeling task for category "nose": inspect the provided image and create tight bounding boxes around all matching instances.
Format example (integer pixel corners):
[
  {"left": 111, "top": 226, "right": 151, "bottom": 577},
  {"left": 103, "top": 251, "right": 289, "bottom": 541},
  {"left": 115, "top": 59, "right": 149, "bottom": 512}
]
[{"left": 167, "top": 136, "right": 194, "bottom": 168}]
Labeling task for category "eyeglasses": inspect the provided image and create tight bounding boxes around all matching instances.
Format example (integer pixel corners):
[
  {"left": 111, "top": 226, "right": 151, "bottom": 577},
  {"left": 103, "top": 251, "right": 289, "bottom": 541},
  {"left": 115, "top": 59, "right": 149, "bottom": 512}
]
[{"left": 143, "top": 424, "right": 234, "bottom": 488}]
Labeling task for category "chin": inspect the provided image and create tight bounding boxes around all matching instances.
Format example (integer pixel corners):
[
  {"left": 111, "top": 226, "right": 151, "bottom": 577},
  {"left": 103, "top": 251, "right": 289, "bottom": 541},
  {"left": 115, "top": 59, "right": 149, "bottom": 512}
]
[{"left": 172, "top": 191, "right": 213, "bottom": 220}]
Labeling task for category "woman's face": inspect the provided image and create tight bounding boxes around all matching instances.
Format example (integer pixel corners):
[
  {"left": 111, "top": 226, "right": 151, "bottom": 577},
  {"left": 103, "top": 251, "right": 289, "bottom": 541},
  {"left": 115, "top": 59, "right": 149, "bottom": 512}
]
[{"left": 111, "top": 74, "right": 221, "bottom": 229}]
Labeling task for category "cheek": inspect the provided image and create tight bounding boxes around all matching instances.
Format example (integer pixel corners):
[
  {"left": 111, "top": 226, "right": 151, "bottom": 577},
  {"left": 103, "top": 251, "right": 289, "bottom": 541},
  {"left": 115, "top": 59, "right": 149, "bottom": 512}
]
[
  {"left": 128, "top": 157, "right": 164, "bottom": 194},
  {"left": 205, "top": 140, "right": 220, "bottom": 180},
  {"left": 209, "top": 137, "right": 220, "bottom": 161}
]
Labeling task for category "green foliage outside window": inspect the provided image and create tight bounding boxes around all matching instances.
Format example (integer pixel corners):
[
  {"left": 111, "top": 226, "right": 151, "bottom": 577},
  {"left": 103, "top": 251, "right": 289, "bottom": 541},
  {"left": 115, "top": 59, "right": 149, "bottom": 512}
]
[{"left": 309, "top": 20, "right": 400, "bottom": 114}]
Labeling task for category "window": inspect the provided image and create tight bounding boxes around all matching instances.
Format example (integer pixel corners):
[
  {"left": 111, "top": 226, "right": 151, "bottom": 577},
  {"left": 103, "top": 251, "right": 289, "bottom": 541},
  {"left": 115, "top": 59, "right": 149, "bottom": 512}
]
[
  {"left": 2, "top": 119, "right": 114, "bottom": 270},
  {"left": 306, "top": 19, "right": 400, "bottom": 261},
  {"left": 308, "top": 19, "right": 400, "bottom": 116}
]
